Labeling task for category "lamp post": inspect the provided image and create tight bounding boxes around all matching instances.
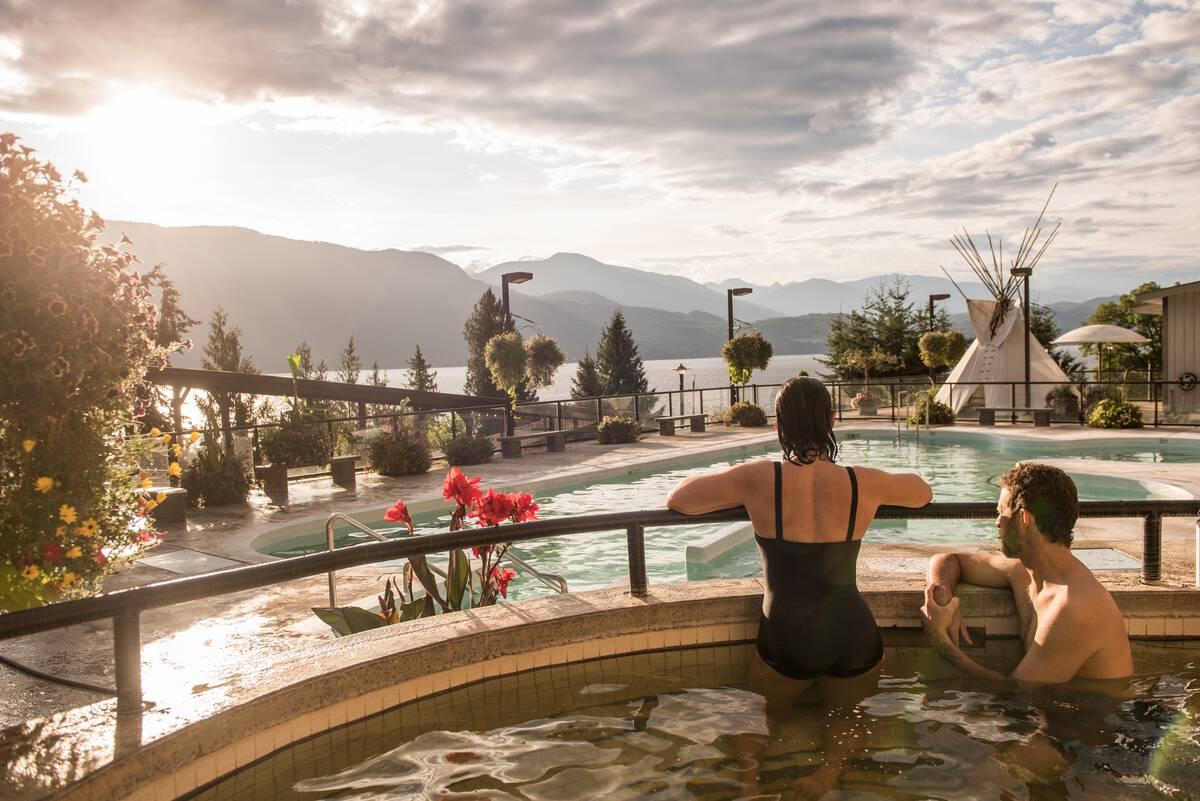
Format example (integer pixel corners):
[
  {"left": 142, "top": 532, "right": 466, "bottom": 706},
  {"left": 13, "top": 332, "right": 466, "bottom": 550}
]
[
  {"left": 1011, "top": 266, "right": 1032, "bottom": 407},
  {"left": 499, "top": 271, "right": 533, "bottom": 436},
  {"left": 727, "top": 287, "right": 752, "bottom": 406},
  {"left": 675, "top": 363, "right": 688, "bottom": 414},
  {"left": 928, "top": 293, "right": 950, "bottom": 331}
]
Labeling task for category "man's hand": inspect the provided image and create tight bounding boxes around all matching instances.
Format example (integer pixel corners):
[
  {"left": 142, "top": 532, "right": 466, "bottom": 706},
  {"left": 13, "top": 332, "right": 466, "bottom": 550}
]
[{"left": 920, "top": 593, "right": 973, "bottom": 647}]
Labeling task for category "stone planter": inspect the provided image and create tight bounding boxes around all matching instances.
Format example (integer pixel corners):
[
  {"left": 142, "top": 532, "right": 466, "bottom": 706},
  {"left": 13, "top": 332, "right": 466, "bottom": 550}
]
[{"left": 856, "top": 403, "right": 879, "bottom": 416}]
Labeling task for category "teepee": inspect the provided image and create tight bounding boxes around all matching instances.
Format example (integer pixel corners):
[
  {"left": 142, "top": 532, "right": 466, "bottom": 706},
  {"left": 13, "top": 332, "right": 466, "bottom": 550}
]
[{"left": 934, "top": 186, "right": 1075, "bottom": 415}]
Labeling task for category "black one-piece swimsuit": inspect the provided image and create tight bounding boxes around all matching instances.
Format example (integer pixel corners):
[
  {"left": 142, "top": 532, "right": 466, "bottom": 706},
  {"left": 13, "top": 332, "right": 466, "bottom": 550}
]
[{"left": 755, "top": 461, "right": 884, "bottom": 679}]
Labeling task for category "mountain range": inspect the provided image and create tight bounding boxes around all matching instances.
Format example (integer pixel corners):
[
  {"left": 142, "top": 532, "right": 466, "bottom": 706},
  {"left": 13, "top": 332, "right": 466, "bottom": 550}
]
[{"left": 107, "top": 222, "right": 1114, "bottom": 369}]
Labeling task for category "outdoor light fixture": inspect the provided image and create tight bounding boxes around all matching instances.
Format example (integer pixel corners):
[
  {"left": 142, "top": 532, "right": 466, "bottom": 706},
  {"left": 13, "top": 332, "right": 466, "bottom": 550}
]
[
  {"left": 928, "top": 293, "right": 951, "bottom": 331},
  {"left": 1010, "top": 266, "right": 1033, "bottom": 406},
  {"left": 727, "top": 288, "right": 753, "bottom": 404},
  {"left": 499, "top": 271, "right": 534, "bottom": 436},
  {"left": 675, "top": 363, "right": 689, "bottom": 414}
]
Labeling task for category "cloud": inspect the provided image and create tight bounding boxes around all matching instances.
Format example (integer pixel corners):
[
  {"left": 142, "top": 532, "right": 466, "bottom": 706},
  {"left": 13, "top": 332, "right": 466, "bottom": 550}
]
[{"left": 705, "top": 224, "right": 753, "bottom": 238}]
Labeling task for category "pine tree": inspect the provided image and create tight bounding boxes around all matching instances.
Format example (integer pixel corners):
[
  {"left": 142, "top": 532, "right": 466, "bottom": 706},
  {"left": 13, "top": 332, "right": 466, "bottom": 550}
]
[
  {"left": 405, "top": 345, "right": 438, "bottom": 392},
  {"left": 142, "top": 266, "right": 198, "bottom": 432},
  {"left": 337, "top": 336, "right": 362, "bottom": 384},
  {"left": 570, "top": 349, "right": 604, "bottom": 399},
  {"left": 295, "top": 341, "right": 316, "bottom": 380},
  {"left": 198, "top": 307, "right": 260, "bottom": 446},
  {"left": 596, "top": 311, "right": 649, "bottom": 394},
  {"left": 821, "top": 277, "right": 924, "bottom": 379},
  {"left": 462, "top": 288, "right": 535, "bottom": 400},
  {"left": 368, "top": 361, "right": 389, "bottom": 387}
]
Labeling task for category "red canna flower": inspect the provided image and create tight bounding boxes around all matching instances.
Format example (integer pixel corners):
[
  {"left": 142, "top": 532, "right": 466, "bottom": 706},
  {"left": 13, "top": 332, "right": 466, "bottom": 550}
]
[
  {"left": 43, "top": 541, "right": 63, "bottom": 564},
  {"left": 442, "top": 467, "right": 482, "bottom": 510},
  {"left": 507, "top": 492, "right": 539, "bottom": 523},
  {"left": 384, "top": 499, "right": 413, "bottom": 530},
  {"left": 472, "top": 488, "right": 513, "bottom": 527},
  {"left": 492, "top": 566, "right": 517, "bottom": 598}
]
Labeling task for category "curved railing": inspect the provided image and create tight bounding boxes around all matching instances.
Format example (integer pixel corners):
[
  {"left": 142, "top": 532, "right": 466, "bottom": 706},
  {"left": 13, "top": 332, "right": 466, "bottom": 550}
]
[{"left": 0, "top": 499, "right": 1196, "bottom": 719}]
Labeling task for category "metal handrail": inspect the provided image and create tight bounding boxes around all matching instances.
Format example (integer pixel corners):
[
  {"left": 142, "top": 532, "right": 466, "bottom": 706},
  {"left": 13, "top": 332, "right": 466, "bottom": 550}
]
[
  {"left": 324, "top": 513, "right": 568, "bottom": 606},
  {"left": 2, "top": 499, "right": 1198, "bottom": 719}
]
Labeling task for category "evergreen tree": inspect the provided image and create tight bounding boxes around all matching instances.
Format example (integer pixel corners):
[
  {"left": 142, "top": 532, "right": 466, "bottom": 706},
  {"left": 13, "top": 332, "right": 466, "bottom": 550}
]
[
  {"left": 405, "top": 345, "right": 438, "bottom": 392},
  {"left": 1085, "top": 282, "right": 1162, "bottom": 376},
  {"left": 1029, "top": 303, "right": 1082, "bottom": 375},
  {"left": 368, "top": 361, "right": 389, "bottom": 387},
  {"left": 462, "top": 289, "right": 535, "bottom": 400},
  {"left": 313, "top": 358, "right": 329, "bottom": 383},
  {"left": 821, "top": 277, "right": 924, "bottom": 379},
  {"left": 570, "top": 349, "right": 604, "bottom": 399},
  {"left": 295, "top": 341, "right": 316, "bottom": 380},
  {"left": 198, "top": 307, "right": 260, "bottom": 447},
  {"left": 596, "top": 311, "right": 649, "bottom": 394},
  {"left": 142, "top": 266, "right": 198, "bottom": 432},
  {"left": 337, "top": 336, "right": 362, "bottom": 384}
]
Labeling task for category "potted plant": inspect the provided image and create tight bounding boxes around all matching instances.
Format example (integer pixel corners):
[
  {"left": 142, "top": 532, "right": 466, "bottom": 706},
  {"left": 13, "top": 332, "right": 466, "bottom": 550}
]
[
  {"left": 852, "top": 391, "right": 882, "bottom": 416},
  {"left": 1045, "top": 386, "right": 1079, "bottom": 420}
]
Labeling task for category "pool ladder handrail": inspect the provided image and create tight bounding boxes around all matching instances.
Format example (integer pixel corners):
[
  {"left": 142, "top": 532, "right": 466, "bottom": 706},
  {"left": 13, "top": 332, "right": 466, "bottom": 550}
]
[{"left": 324, "top": 512, "right": 568, "bottom": 607}]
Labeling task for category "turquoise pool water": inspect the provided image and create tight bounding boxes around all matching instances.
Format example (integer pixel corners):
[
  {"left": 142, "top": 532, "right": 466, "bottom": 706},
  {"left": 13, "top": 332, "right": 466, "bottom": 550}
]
[{"left": 264, "top": 434, "right": 1196, "bottom": 599}]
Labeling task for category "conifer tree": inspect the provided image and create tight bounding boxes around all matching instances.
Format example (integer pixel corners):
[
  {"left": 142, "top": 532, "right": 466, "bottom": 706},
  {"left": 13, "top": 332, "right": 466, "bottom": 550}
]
[
  {"left": 596, "top": 310, "right": 649, "bottom": 394},
  {"left": 368, "top": 361, "right": 389, "bottom": 387},
  {"left": 198, "top": 307, "right": 259, "bottom": 447},
  {"left": 462, "top": 289, "right": 535, "bottom": 400},
  {"left": 337, "top": 336, "right": 362, "bottom": 385},
  {"left": 405, "top": 345, "right": 438, "bottom": 392},
  {"left": 294, "top": 341, "right": 316, "bottom": 380},
  {"left": 570, "top": 349, "right": 604, "bottom": 399}
]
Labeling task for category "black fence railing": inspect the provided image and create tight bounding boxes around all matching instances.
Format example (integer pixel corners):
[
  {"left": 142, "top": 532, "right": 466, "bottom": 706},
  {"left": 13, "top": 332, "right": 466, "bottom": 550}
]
[{"left": 1, "top": 500, "right": 1196, "bottom": 722}]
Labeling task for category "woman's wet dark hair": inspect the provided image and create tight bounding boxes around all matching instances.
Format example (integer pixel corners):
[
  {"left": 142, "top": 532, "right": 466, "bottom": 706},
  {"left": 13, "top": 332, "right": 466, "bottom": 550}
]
[{"left": 775, "top": 377, "right": 838, "bottom": 465}]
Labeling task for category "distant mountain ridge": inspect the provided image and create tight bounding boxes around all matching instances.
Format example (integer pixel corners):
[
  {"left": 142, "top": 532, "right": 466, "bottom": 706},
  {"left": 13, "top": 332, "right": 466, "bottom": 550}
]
[{"left": 106, "top": 222, "right": 1113, "bottom": 370}]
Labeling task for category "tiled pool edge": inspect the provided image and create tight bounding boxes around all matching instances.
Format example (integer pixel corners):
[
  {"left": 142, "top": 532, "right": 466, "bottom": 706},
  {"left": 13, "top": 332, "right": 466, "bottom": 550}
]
[{"left": 12, "top": 580, "right": 1196, "bottom": 801}]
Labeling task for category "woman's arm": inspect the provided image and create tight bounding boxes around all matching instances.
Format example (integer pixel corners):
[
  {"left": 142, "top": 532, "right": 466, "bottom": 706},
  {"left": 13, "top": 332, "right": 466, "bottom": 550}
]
[
  {"left": 666, "top": 461, "right": 756, "bottom": 515},
  {"left": 856, "top": 466, "right": 933, "bottom": 509}
]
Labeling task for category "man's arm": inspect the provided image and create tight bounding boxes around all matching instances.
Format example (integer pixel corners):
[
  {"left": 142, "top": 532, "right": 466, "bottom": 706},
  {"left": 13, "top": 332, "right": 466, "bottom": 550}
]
[
  {"left": 923, "top": 602, "right": 1015, "bottom": 685},
  {"left": 925, "top": 552, "right": 1016, "bottom": 646}
]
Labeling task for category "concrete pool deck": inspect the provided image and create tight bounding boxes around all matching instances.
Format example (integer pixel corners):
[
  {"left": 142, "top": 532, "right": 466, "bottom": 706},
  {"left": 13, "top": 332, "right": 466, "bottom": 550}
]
[{"left": 2, "top": 423, "right": 1200, "bottom": 734}]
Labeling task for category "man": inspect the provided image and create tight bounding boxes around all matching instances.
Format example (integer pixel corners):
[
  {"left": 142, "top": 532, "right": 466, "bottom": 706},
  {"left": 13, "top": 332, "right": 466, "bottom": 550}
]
[{"left": 921, "top": 462, "right": 1132, "bottom": 685}]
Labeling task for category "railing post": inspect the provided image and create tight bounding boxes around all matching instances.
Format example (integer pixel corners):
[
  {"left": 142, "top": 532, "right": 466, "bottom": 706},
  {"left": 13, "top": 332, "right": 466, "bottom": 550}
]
[
  {"left": 626, "top": 523, "right": 648, "bottom": 597},
  {"left": 1142, "top": 512, "right": 1162, "bottom": 583},
  {"left": 836, "top": 383, "right": 843, "bottom": 421},
  {"left": 668, "top": 392, "right": 673, "bottom": 417},
  {"left": 753, "top": 384, "right": 759, "bottom": 406},
  {"left": 113, "top": 607, "right": 142, "bottom": 714},
  {"left": 890, "top": 383, "right": 897, "bottom": 422},
  {"left": 699, "top": 389, "right": 705, "bottom": 415},
  {"left": 595, "top": 397, "right": 603, "bottom": 426},
  {"left": 1010, "top": 383, "right": 1017, "bottom": 424},
  {"left": 451, "top": 412, "right": 458, "bottom": 440},
  {"left": 634, "top": 393, "right": 641, "bottom": 425},
  {"left": 556, "top": 401, "right": 563, "bottom": 432}
]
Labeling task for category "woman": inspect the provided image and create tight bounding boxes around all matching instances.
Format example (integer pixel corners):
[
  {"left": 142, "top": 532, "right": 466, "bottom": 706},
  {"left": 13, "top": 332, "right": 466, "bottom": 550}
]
[{"left": 667, "top": 378, "right": 932, "bottom": 794}]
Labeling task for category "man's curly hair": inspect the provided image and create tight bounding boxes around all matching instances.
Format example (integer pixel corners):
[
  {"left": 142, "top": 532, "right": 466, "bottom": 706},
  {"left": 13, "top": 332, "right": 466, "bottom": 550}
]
[{"left": 999, "top": 462, "right": 1078, "bottom": 547}]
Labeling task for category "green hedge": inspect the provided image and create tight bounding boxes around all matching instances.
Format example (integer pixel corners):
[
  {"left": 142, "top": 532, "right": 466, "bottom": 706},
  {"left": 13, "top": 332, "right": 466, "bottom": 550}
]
[
  {"left": 183, "top": 439, "right": 250, "bottom": 507},
  {"left": 368, "top": 426, "right": 433, "bottom": 475},
  {"left": 909, "top": 392, "right": 955, "bottom": 426},
  {"left": 260, "top": 412, "right": 334, "bottom": 468},
  {"left": 723, "top": 402, "right": 768, "bottom": 427},
  {"left": 442, "top": 431, "right": 495, "bottom": 466},
  {"left": 597, "top": 416, "right": 641, "bottom": 444}
]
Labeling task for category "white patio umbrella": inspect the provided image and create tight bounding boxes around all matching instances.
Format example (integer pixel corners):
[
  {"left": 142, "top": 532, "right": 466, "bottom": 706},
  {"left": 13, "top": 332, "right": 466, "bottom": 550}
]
[{"left": 1052, "top": 324, "right": 1151, "bottom": 379}]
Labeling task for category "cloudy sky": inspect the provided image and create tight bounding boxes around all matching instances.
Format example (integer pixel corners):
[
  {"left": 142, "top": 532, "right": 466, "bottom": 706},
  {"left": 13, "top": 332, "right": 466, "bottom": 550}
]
[{"left": 1, "top": 0, "right": 1196, "bottom": 293}]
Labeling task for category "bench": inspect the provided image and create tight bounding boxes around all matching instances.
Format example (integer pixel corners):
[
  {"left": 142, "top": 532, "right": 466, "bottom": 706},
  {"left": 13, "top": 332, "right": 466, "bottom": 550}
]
[
  {"left": 330, "top": 454, "right": 359, "bottom": 491},
  {"left": 498, "top": 430, "right": 568, "bottom": 459},
  {"left": 979, "top": 407, "right": 1052, "bottom": 428},
  {"left": 656, "top": 414, "right": 707, "bottom": 436}
]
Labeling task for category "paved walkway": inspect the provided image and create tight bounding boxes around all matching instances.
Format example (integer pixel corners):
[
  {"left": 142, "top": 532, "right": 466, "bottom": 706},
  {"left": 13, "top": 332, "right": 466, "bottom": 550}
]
[{"left": 2, "top": 422, "right": 1199, "bottom": 729}]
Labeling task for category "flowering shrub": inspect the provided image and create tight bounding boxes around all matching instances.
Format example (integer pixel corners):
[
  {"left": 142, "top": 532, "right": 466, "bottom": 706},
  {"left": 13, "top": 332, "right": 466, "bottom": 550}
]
[
  {"left": 852, "top": 391, "right": 882, "bottom": 408},
  {"left": 596, "top": 415, "right": 641, "bottom": 444},
  {"left": 312, "top": 467, "right": 538, "bottom": 634},
  {"left": 0, "top": 134, "right": 181, "bottom": 610},
  {"left": 723, "top": 401, "right": 768, "bottom": 427},
  {"left": 908, "top": 391, "right": 955, "bottom": 425},
  {"left": 1087, "top": 398, "right": 1143, "bottom": 429}
]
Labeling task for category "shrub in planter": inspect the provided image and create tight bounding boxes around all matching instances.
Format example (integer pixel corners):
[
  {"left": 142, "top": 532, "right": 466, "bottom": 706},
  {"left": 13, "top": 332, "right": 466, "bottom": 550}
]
[
  {"left": 723, "top": 402, "right": 768, "bottom": 427},
  {"left": 1, "top": 135, "right": 180, "bottom": 609},
  {"left": 909, "top": 392, "right": 955, "bottom": 425},
  {"left": 260, "top": 410, "right": 334, "bottom": 468},
  {"left": 369, "top": 424, "right": 433, "bottom": 476},
  {"left": 442, "top": 431, "right": 495, "bottom": 466},
  {"left": 1087, "top": 398, "right": 1143, "bottom": 429},
  {"left": 183, "top": 436, "right": 250, "bottom": 507},
  {"left": 597, "top": 415, "right": 641, "bottom": 444},
  {"left": 1045, "top": 386, "right": 1080, "bottom": 419}
]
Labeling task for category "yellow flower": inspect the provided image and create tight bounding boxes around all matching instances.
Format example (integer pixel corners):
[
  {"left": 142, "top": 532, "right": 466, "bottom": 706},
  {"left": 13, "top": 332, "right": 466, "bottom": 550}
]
[
  {"left": 139, "top": 478, "right": 153, "bottom": 489},
  {"left": 145, "top": 499, "right": 158, "bottom": 511},
  {"left": 172, "top": 444, "right": 182, "bottom": 457},
  {"left": 155, "top": 492, "right": 167, "bottom": 504},
  {"left": 35, "top": 476, "right": 54, "bottom": 493},
  {"left": 59, "top": 505, "right": 77, "bottom": 524},
  {"left": 54, "top": 525, "right": 66, "bottom": 538},
  {"left": 65, "top": 546, "right": 81, "bottom": 559},
  {"left": 189, "top": 431, "right": 201, "bottom": 443},
  {"left": 167, "top": 462, "right": 182, "bottom": 478},
  {"left": 22, "top": 438, "right": 36, "bottom": 453},
  {"left": 79, "top": 517, "right": 99, "bottom": 537},
  {"left": 21, "top": 564, "right": 40, "bottom": 580},
  {"left": 161, "top": 433, "right": 172, "bottom": 445},
  {"left": 61, "top": 571, "right": 77, "bottom": 589},
  {"left": 149, "top": 427, "right": 162, "bottom": 437}
]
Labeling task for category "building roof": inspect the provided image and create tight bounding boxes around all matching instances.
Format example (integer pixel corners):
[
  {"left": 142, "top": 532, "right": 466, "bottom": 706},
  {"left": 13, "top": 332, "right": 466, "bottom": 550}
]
[{"left": 1134, "top": 279, "right": 1200, "bottom": 314}]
